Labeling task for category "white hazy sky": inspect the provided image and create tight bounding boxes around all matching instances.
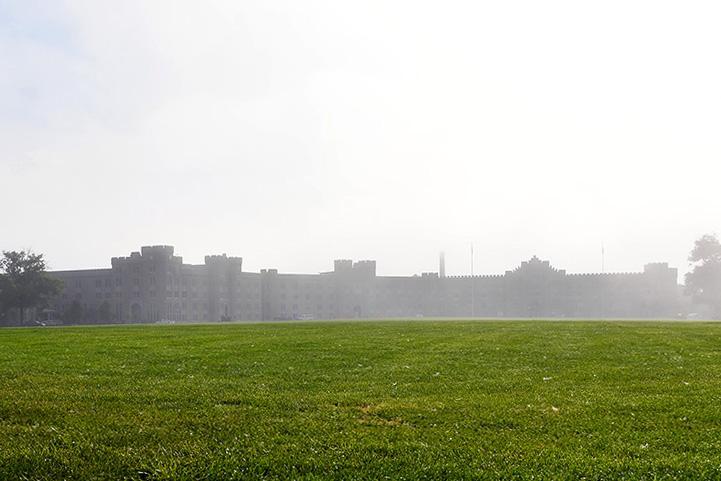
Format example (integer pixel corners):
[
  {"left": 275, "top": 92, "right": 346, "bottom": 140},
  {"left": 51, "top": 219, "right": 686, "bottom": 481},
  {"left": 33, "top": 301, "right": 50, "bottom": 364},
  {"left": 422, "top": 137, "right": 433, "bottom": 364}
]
[{"left": 1, "top": 0, "right": 719, "bottom": 280}]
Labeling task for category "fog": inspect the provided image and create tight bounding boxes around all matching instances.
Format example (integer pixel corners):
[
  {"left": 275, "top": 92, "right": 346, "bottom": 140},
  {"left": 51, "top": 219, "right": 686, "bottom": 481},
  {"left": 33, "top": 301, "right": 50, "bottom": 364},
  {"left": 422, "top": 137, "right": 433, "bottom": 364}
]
[{"left": 2, "top": 1, "right": 720, "bottom": 279}]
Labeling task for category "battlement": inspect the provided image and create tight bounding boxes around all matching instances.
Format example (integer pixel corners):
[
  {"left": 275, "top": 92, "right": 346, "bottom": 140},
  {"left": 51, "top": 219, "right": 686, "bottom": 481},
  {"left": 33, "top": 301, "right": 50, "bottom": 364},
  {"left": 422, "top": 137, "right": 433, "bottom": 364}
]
[
  {"left": 644, "top": 262, "right": 677, "bottom": 276},
  {"left": 332, "top": 259, "right": 376, "bottom": 278},
  {"left": 510, "top": 256, "right": 564, "bottom": 276},
  {"left": 111, "top": 245, "right": 181, "bottom": 267},
  {"left": 353, "top": 260, "right": 376, "bottom": 277},
  {"left": 446, "top": 274, "right": 504, "bottom": 279},
  {"left": 566, "top": 272, "right": 642, "bottom": 277},
  {"left": 645, "top": 262, "right": 669, "bottom": 270},
  {"left": 204, "top": 254, "right": 242, "bottom": 268},
  {"left": 141, "top": 245, "right": 175, "bottom": 258},
  {"left": 334, "top": 259, "right": 353, "bottom": 272},
  {"left": 110, "top": 253, "right": 143, "bottom": 266}
]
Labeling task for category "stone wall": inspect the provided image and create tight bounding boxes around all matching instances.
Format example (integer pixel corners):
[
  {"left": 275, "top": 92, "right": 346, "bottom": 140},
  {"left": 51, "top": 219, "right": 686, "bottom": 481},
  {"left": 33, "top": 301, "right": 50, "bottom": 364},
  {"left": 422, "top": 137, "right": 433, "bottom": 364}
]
[{"left": 46, "top": 246, "right": 683, "bottom": 324}]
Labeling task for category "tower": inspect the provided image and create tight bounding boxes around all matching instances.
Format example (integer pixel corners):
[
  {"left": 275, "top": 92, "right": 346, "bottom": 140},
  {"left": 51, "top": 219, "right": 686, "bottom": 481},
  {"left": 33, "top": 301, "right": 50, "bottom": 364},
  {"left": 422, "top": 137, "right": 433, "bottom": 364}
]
[{"left": 439, "top": 252, "right": 446, "bottom": 278}]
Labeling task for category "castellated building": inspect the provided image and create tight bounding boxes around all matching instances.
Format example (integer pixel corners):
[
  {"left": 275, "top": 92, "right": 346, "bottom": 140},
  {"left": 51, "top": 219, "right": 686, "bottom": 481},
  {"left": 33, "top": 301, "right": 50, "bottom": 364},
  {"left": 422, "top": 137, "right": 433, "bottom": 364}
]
[{"left": 46, "top": 245, "right": 681, "bottom": 323}]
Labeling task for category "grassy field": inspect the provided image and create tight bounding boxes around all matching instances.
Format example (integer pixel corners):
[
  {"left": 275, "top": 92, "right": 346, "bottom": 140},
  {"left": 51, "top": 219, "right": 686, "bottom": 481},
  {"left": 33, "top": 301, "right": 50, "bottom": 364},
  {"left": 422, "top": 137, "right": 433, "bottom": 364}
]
[{"left": 1, "top": 320, "right": 721, "bottom": 480}]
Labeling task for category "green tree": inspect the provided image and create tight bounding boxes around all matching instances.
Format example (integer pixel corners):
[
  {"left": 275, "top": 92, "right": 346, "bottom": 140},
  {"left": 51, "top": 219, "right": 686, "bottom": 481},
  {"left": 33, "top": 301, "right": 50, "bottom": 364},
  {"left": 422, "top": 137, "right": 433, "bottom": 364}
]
[
  {"left": 0, "top": 251, "right": 63, "bottom": 325},
  {"left": 685, "top": 234, "right": 721, "bottom": 318}
]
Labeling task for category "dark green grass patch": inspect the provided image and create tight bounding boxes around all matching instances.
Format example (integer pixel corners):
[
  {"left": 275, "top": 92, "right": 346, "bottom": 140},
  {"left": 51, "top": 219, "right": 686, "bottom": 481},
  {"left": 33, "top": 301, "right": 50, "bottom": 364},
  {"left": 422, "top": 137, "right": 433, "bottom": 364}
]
[{"left": 1, "top": 321, "right": 721, "bottom": 480}]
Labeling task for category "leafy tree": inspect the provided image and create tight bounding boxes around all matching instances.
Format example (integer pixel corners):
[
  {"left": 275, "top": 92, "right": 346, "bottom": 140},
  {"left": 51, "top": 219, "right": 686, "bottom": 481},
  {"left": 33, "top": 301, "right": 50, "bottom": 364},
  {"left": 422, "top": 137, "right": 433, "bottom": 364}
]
[
  {"left": 685, "top": 234, "right": 721, "bottom": 318},
  {"left": 0, "top": 251, "right": 63, "bottom": 325}
]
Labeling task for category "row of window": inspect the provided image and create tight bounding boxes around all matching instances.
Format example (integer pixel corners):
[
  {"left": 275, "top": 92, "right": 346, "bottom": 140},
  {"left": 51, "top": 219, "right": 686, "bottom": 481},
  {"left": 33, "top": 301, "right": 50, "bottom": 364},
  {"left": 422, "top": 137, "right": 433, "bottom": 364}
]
[
  {"left": 278, "top": 283, "right": 333, "bottom": 291},
  {"left": 279, "top": 304, "right": 335, "bottom": 312},
  {"left": 75, "top": 277, "right": 267, "bottom": 292}
]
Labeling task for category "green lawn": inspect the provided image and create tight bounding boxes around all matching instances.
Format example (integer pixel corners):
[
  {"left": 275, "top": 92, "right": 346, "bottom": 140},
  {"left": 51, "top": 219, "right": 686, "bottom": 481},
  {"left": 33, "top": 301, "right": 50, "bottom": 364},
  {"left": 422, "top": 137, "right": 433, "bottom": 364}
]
[{"left": 1, "top": 321, "right": 720, "bottom": 480}]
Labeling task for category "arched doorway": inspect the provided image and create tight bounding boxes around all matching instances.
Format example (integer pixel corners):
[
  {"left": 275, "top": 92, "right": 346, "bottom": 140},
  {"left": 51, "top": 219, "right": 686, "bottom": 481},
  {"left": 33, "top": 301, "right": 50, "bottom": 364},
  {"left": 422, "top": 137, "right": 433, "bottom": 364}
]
[{"left": 131, "top": 303, "right": 142, "bottom": 322}]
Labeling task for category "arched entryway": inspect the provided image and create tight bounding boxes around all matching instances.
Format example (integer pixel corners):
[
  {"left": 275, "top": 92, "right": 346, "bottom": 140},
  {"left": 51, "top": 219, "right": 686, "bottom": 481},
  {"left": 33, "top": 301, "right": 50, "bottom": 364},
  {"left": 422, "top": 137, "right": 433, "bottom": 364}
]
[{"left": 131, "top": 303, "right": 142, "bottom": 322}]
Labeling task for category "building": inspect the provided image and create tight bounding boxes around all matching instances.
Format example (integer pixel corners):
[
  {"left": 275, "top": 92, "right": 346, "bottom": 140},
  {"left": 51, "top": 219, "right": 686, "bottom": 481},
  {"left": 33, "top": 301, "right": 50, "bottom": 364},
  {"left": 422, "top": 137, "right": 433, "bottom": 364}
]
[
  {"left": 48, "top": 246, "right": 259, "bottom": 323},
  {"left": 45, "top": 245, "right": 681, "bottom": 323}
]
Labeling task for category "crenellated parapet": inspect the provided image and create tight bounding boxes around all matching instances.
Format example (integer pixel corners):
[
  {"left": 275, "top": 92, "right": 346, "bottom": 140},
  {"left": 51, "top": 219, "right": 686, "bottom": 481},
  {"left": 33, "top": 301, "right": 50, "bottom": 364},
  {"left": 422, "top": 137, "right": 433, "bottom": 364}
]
[
  {"left": 446, "top": 274, "right": 504, "bottom": 279},
  {"left": 333, "top": 259, "right": 376, "bottom": 279},
  {"left": 204, "top": 253, "right": 242, "bottom": 270},
  {"left": 352, "top": 260, "right": 376, "bottom": 278},
  {"left": 566, "top": 272, "right": 642, "bottom": 277}
]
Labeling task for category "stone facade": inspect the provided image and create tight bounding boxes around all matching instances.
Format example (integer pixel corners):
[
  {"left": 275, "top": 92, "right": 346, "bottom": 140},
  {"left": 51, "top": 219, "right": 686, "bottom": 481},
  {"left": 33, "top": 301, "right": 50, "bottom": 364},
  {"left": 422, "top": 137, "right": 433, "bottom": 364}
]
[
  {"left": 48, "top": 246, "right": 260, "bottom": 323},
  {"left": 46, "top": 246, "right": 681, "bottom": 323}
]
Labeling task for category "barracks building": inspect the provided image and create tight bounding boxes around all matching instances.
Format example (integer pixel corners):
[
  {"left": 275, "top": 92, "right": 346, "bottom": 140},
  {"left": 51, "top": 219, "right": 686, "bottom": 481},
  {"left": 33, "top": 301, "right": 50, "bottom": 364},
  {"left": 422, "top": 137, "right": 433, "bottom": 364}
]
[{"left": 45, "top": 245, "right": 680, "bottom": 323}]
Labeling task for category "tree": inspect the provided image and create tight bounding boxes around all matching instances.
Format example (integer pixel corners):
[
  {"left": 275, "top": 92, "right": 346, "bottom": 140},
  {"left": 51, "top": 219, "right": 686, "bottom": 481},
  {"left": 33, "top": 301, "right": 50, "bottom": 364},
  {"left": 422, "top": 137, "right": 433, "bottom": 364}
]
[
  {"left": 0, "top": 251, "right": 63, "bottom": 325},
  {"left": 685, "top": 234, "right": 721, "bottom": 318}
]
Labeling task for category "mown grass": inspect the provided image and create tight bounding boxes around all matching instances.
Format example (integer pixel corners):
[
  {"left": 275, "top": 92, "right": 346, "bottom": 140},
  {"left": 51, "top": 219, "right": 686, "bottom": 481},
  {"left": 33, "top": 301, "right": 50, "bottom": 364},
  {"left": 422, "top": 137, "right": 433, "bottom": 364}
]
[{"left": 1, "top": 320, "right": 720, "bottom": 480}]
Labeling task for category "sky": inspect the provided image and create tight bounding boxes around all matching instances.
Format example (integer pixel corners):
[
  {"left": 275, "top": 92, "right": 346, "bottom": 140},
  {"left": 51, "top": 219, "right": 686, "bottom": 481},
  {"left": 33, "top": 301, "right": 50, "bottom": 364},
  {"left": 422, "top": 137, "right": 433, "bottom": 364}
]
[{"left": 1, "top": 0, "right": 719, "bottom": 280}]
